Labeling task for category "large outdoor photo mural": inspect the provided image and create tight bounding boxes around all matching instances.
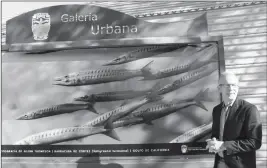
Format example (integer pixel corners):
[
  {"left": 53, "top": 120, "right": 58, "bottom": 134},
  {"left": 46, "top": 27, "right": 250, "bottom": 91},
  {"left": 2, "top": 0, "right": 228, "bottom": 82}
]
[{"left": 2, "top": 42, "right": 220, "bottom": 147}]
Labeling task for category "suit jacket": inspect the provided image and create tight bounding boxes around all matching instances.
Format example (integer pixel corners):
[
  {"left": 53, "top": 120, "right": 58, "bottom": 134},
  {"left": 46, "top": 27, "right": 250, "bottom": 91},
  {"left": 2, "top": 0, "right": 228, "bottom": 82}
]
[{"left": 211, "top": 98, "right": 262, "bottom": 168}]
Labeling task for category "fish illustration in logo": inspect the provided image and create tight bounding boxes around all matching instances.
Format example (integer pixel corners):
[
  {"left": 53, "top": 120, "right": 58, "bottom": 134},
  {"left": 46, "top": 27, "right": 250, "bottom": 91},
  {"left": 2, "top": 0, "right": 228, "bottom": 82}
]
[
  {"left": 181, "top": 145, "right": 188, "bottom": 154},
  {"left": 32, "top": 13, "right": 51, "bottom": 40}
]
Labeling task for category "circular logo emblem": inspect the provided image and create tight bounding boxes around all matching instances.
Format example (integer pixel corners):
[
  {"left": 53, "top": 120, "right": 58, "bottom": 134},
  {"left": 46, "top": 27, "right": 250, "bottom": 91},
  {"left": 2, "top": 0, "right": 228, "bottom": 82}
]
[{"left": 181, "top": 145, "right": 188, "bottom": 154}]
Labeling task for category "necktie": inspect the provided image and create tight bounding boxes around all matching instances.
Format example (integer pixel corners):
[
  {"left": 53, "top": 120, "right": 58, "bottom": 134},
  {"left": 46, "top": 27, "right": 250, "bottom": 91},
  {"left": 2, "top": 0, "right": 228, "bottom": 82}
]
[
  {"left": 218, "top": 105, "right": 230, "bottom": 158},
  {"left": 219, "top": 105, "right": 229, "bottom": 141}
]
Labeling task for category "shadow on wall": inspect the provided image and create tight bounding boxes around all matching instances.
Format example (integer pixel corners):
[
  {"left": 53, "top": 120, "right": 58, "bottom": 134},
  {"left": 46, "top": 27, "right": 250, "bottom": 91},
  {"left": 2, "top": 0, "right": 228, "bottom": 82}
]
[{"left": 76, "top": 153, "right": 124, "bottom": 168}]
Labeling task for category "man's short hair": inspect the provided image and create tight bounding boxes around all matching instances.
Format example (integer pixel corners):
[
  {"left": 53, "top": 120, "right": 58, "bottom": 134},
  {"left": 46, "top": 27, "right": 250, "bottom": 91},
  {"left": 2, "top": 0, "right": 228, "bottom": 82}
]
[{"left": 219, "top": 71, "right": 239, "bottom": 85}]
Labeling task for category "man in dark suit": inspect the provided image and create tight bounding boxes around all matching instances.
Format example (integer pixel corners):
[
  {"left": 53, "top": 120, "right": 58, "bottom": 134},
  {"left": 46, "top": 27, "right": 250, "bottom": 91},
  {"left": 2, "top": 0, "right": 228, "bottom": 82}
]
[{"left": 206, "top": 72, "right": 262, "bottom": 168}]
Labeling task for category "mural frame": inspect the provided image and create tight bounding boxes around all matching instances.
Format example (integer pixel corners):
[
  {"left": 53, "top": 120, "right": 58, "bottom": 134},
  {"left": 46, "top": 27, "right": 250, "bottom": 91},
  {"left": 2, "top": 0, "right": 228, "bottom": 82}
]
[{"left": 1, "top": 35, "right": 225, "bottom": 158}]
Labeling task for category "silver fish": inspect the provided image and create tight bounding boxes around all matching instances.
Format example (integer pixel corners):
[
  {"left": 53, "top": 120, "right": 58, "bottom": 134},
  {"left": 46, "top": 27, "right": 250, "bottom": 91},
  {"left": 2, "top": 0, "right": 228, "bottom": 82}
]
[
  {"left": 112, "top": 117, "right": 144, "bottom": 128},
  {"left": 103, "top": 45, "right": 185, "bottom": 66},
  {"left": 169, "top": 123, "right": 212, "bottom": 143},
  {"left": 15, "top": 115, "right": 120, "bottom": 145},
  {"left": 81, "top": 90, "right": 162, "bottom": 127},
  {"left": 74, "top": 90, "right": 149, "bottom": 102},
  {"left": 157, "top": 63, "right": 218, "bottom": 95},
  {"left": 74, "top": 82, "right": 162, "bottom": 103},
  {"left": 118, "top": 89, "right": 208, "bottom": 126},
  {"left": 16, "top": 102, "right": 97, "bottom": 120},
  {"left": 52, "top": 61, "right": 153, "bottom": 86},
  {"left": 141, "top": 44, "right": 218, "bottom": 80}
]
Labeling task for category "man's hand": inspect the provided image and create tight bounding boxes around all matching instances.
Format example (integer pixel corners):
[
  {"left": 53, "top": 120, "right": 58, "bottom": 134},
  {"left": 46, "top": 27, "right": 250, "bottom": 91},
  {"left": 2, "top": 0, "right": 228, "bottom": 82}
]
[
  {"left": 206, "top": 138, "right": 226, "bottom": 153},
  {"left": 206, "top": 137, "right": 217, "bottom": 153},
  {"left": 212, "top": 139, "right": 225, "bottom": 152}
]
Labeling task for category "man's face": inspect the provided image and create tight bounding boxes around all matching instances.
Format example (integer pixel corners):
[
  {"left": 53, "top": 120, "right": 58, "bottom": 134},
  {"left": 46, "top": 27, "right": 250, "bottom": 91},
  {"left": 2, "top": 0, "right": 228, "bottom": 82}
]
[{"left": 218, "top": 75, "right": 239, "bottom": 103}]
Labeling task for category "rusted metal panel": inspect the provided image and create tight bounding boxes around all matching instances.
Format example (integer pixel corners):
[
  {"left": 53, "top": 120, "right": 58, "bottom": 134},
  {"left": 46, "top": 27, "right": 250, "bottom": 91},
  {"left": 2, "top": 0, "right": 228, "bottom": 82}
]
[
  {"left": 260, "top": 143, "right": 267, "bottom": 151},
  {"left": 263, "top": 135, "right": 267, "bottom": 143},
  {"left": 257, "top": 150, "right": 267, "bottom": 158},
  {"left": 208, "top": 14, "right": 267, "bottom": 24},
  {"left": 209, "top": 26, "right": 266, "bottom": 36},
  {"left": 260, "top": 112, "right": 267, "bottom": 123},
  {"left": 224, "top": 43, "right": 267, "bottom": 51},
  {"left": 224, "top": 34, "right": 266, "bottom": 44},
  {"left": 238, "top": 80, "right": 267, "bottom": 88},
  {"left": 141, "top": 5, "right": 266, "bottom": 21},
  {"left": 239, "top": 87, "right": 266, "bottom": 95},
  {"left": 209, "top": 20, "right": 267, "bottom": 31},
  {"left": 225, "top": 57, "right": 267, "bottom": 66},
  {"left": 226, "top": 66, "right": 266, "bottom": 77},
  {"left": 242, "top": 97, "right": 266, "bottom": 104},
  {"left": 237, "top": 73, "right": 267, "bottom": 81},
  {"left": 255, "top": 103, "right": 267, "bottom": 111},
  {"left": 226, "top": 50, "right": 266, "bottom": 59}
]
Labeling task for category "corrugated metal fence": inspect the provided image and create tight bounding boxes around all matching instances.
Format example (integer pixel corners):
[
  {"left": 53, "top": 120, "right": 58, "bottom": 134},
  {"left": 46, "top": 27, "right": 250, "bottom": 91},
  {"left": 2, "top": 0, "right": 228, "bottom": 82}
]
[{"left": 137, "top": 2, "right": 267, "bottom": 167}]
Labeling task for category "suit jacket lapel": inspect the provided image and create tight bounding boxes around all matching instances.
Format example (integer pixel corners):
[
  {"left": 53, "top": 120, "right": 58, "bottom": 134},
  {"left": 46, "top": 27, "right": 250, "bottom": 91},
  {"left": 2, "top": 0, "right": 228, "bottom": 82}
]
[
  {"left": 217, "top": 102, "right": 224, "bottom": 121},
  {"left": 215, "top": 102, "right": 224, "bottom": 138}
]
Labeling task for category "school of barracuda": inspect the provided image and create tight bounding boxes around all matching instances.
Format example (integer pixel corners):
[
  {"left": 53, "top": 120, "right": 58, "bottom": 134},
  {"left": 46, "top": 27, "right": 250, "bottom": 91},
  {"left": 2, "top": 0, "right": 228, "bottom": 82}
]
[
  {"left": 15, "top": 44, "right": 218, "bottom": 145},
  {"left": 140, "top": 44, "right": 217, "bottom": 80},
  {"left": 114, "top": 89, "right": 209, "bottom": 125}
]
